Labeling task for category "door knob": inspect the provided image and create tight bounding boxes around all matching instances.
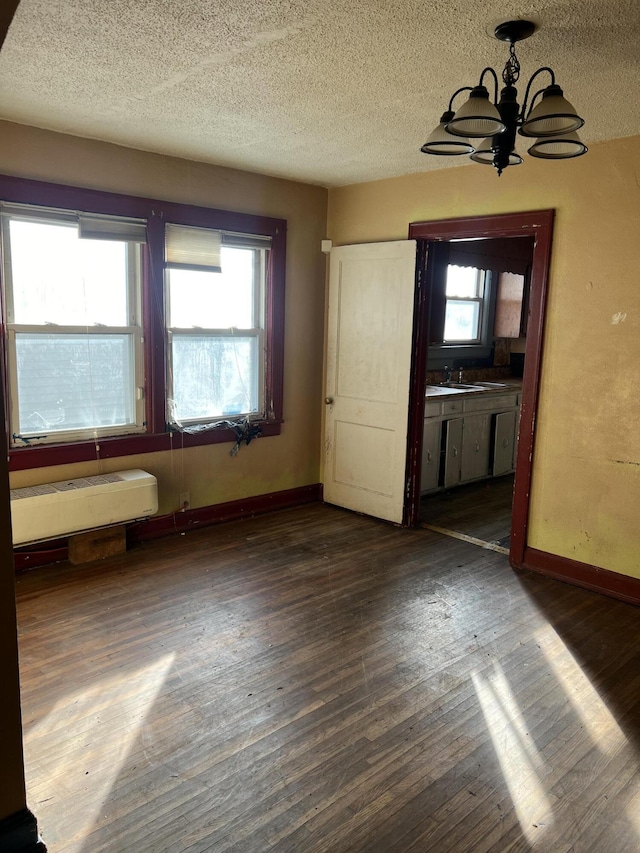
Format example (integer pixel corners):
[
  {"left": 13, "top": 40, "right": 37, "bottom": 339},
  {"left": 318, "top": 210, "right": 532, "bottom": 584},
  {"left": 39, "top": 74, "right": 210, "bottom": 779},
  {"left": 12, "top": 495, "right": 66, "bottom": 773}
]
[{"left": 325, "top": 397, "right": 334, "bottom": 405}]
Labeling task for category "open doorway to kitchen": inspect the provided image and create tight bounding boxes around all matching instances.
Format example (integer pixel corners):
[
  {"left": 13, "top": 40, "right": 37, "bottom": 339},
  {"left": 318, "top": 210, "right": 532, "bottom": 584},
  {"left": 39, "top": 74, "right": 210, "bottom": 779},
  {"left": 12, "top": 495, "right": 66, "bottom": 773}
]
[{"left": 404, "top": 211, "right": 554, "bottom": 571}]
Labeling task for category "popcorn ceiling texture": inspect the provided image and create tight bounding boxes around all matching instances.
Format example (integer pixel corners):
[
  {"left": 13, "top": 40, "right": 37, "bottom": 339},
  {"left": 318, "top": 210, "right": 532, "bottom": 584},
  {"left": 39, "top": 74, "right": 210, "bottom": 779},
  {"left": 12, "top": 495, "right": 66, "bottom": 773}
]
[{"left": 0, "top": 0, "right": 638, "bottom": 187}]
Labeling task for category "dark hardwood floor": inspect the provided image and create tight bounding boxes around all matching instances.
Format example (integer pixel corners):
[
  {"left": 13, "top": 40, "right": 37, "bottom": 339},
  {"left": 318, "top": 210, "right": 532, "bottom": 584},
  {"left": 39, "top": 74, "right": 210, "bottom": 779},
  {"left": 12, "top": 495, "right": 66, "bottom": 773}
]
[
  {"left": 15, "top": 502, "right": 640, "bottom": 852},
  {"left": 420, "top": 475, "right": 515, "bottom": 547}
]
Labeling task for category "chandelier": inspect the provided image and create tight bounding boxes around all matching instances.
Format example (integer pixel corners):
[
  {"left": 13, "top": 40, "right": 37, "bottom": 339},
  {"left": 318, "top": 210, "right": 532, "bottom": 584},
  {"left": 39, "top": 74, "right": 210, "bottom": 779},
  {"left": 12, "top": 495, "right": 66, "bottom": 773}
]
[{"left": 420, "top": 20, "right": 587, "bottom": 175}]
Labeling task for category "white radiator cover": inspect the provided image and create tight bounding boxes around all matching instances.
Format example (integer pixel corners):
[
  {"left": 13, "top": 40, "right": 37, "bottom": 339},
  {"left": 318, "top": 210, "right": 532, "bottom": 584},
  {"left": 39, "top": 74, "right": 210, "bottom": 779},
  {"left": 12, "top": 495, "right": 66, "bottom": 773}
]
[{"left": 10, "top": 469, "right": 158, "bottom": 546}]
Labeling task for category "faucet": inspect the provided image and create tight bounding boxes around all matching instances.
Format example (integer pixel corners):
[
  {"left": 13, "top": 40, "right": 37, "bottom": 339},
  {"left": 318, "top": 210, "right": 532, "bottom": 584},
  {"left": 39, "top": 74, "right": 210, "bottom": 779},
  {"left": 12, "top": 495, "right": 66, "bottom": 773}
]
[{"left": 458, "top": 367, "right": 464, "bottom": 383}]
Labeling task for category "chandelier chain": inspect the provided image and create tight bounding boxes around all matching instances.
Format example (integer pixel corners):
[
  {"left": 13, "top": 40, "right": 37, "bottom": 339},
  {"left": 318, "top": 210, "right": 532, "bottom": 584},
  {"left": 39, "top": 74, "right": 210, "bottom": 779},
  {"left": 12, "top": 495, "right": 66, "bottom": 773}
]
[{"left": 502, "top": 43, "right": 520, "bottom": 86}]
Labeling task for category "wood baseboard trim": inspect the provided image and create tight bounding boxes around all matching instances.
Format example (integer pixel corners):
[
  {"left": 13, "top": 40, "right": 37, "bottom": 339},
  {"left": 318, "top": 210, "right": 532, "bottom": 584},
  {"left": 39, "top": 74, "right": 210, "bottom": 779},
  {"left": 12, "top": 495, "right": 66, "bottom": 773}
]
[
  {"left": 0, "top": 809, "right": 47, "bottom": 852},
  {"left": 519, "top": 547, "right": 640, "bottom": 606},
  {"left": 128, "top": 483, "right": 324, "bottom": 543},
  {"left": 14, "top": 485, "right": 323, "bottom": 570},
  {"left": 13, "top": 543, "right": 68, "bottom": 573}
]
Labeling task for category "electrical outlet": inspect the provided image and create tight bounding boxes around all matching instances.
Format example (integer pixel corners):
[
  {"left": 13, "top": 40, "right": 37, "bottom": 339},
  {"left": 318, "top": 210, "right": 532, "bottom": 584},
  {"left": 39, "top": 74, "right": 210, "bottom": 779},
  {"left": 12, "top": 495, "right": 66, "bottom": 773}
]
[{"left": 179, "top": 492, "right": 190, "bottom": 511}]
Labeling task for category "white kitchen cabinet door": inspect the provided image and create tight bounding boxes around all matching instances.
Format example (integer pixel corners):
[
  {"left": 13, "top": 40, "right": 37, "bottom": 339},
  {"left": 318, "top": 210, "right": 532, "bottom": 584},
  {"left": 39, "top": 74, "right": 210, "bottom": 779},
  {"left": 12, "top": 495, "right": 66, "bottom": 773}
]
[
  {"left": 493, "top": 410, "right": 517, "bottom": 476},
  {"left": 444, "top": 417, "right": 463, "bottom": 488},
  {"left": 421, "top": 419, "right": 442, "bottom": 494},
  {"left": 323, "top": 240, "right": 416, "bottom": 523},
  {"left": 460, "top": 413, "right": 491, "bottom": 483}
]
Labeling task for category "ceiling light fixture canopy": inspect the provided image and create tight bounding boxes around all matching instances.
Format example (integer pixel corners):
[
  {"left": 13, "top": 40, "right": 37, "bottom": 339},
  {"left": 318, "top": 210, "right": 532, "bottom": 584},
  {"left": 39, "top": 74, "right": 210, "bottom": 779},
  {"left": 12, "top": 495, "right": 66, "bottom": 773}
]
[{"left": 421, "top": 20, "right": 587, "bottom": 175}]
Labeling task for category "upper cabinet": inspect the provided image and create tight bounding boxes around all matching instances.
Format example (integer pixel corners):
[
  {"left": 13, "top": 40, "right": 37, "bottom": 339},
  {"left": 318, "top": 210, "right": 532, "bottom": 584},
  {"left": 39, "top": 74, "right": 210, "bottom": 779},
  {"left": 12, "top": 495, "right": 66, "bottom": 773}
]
[{"left": 494, "top": 270, "right": 528, "bottom": 338}]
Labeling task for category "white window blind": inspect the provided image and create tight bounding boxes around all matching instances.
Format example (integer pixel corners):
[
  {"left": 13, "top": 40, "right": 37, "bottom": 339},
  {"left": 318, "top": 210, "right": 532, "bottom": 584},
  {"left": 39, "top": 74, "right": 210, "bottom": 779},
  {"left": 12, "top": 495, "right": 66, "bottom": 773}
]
[
  {"left": 165, "top": 224, "right": 222, "bottom": 272},
  {"left": 78, "top": 214, "right": 147, "bottom": 243}
]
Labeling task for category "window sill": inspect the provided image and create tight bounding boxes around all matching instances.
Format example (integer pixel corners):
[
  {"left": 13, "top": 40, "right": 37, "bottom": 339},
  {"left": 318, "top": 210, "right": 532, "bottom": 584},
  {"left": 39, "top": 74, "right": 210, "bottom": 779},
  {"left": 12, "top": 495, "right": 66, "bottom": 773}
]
[{"left": 8, "top": 420, "right": 283, "bottom": 472}]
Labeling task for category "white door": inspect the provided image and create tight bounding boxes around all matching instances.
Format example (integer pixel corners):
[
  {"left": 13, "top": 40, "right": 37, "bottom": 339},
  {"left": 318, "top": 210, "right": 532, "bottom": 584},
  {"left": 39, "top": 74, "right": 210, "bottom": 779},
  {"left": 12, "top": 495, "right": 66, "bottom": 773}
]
[{"left": 323, "top": 240, "right": 417, "bottom": 523}]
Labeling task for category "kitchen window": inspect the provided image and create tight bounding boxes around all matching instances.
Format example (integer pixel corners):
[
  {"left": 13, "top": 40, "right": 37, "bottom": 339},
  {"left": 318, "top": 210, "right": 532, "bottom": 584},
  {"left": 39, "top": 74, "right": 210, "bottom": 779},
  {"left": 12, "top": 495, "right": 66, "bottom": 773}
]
[
  {"left": 0, "top": 175, "right": 286, "bottom": 470},
  {"left": 443, "top": 264, "right": 487, "bottom": 343},
  {"left": 424, "top": 235, "right": 534, "bottom": 370}
]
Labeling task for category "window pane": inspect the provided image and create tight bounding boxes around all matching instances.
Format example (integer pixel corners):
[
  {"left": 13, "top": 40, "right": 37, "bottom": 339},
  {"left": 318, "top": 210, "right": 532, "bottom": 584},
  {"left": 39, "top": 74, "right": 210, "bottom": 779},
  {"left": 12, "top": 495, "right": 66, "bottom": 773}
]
[
  {"left": 9, "top": 219, "right": 129, "bottom": 326},
  {"left": 170, "top": 335, "right": 258, "bottom": 422},
  {"left": 444, "top": 300, "right": 480, "bottom": 341},
  {"left": 168, "top": 247, "right": 254, "bottom": 328},
  {"left": 15, "top": 333, "right": 135, "bottom": 435},
  {"left": 446, "top": 264, "right": 480, "bottom": 298}
]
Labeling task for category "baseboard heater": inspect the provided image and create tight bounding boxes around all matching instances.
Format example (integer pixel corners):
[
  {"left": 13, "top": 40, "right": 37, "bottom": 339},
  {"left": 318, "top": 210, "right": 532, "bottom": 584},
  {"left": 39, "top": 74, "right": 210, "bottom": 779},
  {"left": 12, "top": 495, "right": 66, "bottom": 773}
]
[{"left": 10, "top": 469, "right": 158, "bottom": 546}]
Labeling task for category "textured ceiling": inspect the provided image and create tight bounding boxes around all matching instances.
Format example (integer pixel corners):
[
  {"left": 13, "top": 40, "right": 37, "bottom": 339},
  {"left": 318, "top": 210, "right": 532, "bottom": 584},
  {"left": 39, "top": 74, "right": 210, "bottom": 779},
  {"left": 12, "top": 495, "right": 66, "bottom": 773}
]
[{"left": 0, "top": 0, "right": 638, "bottom": 187}]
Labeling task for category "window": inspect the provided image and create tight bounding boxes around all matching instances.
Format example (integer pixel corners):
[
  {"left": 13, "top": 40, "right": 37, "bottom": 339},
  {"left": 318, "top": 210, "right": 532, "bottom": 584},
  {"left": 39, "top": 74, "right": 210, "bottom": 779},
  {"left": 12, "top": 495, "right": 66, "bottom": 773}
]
[
  {"left": 0, "top": 175, "right": 286, "bottom": 470},
  {"left": 1, "top": 207, "right": 145, "bottom": 446},
  {"left": 423, "top": 240, "right": 497, "bottom": 369},
  {"left": 165, "top": 226, "right": 269, "bottom": 427},
  {"left": 423, "top": 235, "right": 535, "bottom": 370},
  {"left": 443, "top": 264, "right": 486, "bottom": 343}
]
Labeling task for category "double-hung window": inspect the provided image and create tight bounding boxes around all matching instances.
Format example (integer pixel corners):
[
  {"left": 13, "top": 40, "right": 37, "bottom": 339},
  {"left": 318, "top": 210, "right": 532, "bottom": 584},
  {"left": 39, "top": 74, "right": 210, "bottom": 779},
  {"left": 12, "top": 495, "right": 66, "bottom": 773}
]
[
  {"left": 0, "top": 174, "right": 286, "bottom": 470},
  {"left": 165, "top": 224, "right": 270, "bottom": 426},
  {"left": 1, "top": 205, "right": 145, "bottom": 447},
  {"left": 443, "top": 264, "right": 487, "bottom": 343}
]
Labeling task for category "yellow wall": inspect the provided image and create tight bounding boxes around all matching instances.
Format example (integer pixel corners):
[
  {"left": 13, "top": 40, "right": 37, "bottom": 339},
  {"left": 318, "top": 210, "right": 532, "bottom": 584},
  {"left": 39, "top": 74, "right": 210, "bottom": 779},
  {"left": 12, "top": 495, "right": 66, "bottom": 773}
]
[
  {"left": 0, "top": 121, "right": 328, "bottom": 514},
  {"left": 328, "top": 135, "right": 640, "bottom": 579}
]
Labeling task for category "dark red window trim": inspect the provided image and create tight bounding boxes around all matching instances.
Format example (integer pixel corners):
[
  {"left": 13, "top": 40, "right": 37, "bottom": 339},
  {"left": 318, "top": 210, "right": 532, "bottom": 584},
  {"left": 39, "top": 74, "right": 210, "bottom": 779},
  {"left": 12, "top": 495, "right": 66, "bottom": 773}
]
[{"left": 0, "top": 174, "right": 286, "bottom": 471}]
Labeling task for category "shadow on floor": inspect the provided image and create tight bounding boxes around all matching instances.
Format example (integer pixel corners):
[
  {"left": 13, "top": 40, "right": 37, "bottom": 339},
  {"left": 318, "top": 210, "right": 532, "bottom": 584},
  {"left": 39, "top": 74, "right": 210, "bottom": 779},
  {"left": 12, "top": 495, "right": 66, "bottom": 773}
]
[{"left": 420, "top": 474, "right": 514, "bottom": 548}]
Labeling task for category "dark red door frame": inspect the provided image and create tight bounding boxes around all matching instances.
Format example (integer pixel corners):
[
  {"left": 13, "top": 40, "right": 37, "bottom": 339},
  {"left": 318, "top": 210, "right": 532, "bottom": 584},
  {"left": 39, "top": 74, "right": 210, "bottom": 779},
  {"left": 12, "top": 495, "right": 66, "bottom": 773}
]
[{"left": 404, "top": 210, "right": 555, "bottom": 569}]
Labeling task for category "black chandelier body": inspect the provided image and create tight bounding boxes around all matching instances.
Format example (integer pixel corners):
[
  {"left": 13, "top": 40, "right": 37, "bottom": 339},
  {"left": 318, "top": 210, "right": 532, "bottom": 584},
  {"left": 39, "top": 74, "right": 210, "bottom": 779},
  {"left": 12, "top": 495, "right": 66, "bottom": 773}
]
[{"left": 421, "top": 20, "right": 587, "bottom": 175}]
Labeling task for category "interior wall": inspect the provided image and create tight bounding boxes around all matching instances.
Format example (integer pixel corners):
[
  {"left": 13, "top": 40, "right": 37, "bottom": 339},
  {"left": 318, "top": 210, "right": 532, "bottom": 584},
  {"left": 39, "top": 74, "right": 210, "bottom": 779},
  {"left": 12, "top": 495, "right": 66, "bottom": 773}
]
[
  {"left": 0, "top": 121, "right": 328, "bottom": 515},
  {"left": 328, "top": 134, "right": 640, "bottom": 580}
]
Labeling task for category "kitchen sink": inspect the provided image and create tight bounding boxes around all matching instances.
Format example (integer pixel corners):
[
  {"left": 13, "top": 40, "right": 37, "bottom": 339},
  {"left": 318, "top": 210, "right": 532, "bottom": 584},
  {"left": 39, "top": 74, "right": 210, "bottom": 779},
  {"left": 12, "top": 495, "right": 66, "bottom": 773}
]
[
  {"left": 437, "top": 382, "right": 482, "bottom": 390},
  {"left": 472, "top": 381, "right": 511, "bottom": 388}
]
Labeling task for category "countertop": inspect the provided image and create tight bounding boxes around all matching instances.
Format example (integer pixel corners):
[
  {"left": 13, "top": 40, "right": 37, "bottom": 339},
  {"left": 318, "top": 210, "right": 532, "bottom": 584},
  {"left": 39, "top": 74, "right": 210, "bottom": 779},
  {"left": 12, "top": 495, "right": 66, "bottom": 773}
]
[{"left": 425, "top": 380, "right": 522, "bottom": 398}]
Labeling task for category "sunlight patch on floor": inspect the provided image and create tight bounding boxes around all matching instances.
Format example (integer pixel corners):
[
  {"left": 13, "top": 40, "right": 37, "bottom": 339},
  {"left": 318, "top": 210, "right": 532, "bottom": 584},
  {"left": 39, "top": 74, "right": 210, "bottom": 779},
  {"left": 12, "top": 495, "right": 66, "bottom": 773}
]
[
  {"left": 472, "top": 665, "right": 554, "bottom": 844},
  {"left": 625, "top": 790, "right": 640, "bottom": 838},
  {"left": 534, "top": 624, "right": 627, "bottom": 754},
  {"left": 24, "top": 653, "right": 175, "bottom": 852}
]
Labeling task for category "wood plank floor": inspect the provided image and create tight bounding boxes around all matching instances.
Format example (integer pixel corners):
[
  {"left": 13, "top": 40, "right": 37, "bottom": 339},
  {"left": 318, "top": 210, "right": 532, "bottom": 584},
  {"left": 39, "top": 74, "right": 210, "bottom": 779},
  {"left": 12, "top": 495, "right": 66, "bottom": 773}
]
[
  {"left": 420, "top": 475, "right": 514, "bottom": 547},
  {"left": 15, "top": 503, "right": 640, "bottom": 853}
]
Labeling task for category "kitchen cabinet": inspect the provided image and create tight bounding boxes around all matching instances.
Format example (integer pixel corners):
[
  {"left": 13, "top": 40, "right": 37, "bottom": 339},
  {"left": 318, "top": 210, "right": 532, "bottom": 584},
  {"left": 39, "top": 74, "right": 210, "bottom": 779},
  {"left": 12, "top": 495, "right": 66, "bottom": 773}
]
[
  {"left": 460, "top": 413, "right": 491, "bottom": 482},
  {"left": 443, "top": 417, "right": 463, "bottom": 489},
  {"left": 494, "top": 272, "right": 525, "bottom": 338},
  {"left": 420, "top": 419, "right": 442, "bottom": 493},
  {"left": 493, "top": 409, "right": 517, "bottom": 476},
  {"left": 442, "top": 412, "right": 491, "bottom": 488},
  {"left": 422, "top": 387, "right": 520, "bottom": 493}
]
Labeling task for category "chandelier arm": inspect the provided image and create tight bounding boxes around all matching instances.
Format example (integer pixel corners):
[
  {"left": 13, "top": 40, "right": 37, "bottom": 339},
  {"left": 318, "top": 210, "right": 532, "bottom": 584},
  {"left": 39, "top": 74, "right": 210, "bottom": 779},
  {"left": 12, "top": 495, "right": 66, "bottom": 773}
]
[
  {"left": 447, "top": 86, "right": 474, "bottom": 113},
  {"left": 527, "top": 89, "right": 546, "bottom": 116},
  {"left": 479, "top": 67, "right": 499, "bottom": 103},
  {"left": 520, "top": 67, "right": 556, "bottom": 119}
]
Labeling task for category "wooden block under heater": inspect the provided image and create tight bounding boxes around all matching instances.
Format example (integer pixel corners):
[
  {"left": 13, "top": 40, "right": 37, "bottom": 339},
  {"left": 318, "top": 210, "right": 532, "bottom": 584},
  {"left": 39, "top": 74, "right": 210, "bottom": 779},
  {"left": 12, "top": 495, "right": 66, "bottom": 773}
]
[{"left": 68, "top": 525, "right": 127, "bottom": 565}]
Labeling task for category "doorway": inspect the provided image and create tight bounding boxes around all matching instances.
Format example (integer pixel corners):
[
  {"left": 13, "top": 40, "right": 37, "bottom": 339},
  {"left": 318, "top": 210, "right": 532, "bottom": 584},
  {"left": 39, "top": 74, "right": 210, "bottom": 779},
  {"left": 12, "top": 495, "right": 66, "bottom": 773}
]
[{"left": 404, "top": 210, "right": 555, "bottom": 570}]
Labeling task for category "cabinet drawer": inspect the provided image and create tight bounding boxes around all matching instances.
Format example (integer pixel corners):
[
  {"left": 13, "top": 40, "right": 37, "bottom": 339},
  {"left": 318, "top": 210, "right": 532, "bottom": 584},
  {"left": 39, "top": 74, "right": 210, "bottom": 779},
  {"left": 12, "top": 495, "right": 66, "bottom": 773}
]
[
  {"left": 443, "top": 399, "right": 464, "bottom": 415},
  {"left": 464, "top": 392, "right": 518, "bottom": 414},
  {"left": 424, "top": 401, "right": 442, "bottom": 418}
]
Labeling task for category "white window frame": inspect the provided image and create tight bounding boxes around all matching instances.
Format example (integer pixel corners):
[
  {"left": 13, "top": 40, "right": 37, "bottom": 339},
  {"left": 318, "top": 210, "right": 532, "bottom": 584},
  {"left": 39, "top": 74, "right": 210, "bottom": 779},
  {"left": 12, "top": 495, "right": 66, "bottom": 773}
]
[
  {"left": 443, "top": 265, "right": 487, "bottom": 344},
  {"left": 0, "top": 204, "right": 146, "bottom": 447},
  {"left": 164, "top": 228, "right": 270, "bottom": 428}
]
